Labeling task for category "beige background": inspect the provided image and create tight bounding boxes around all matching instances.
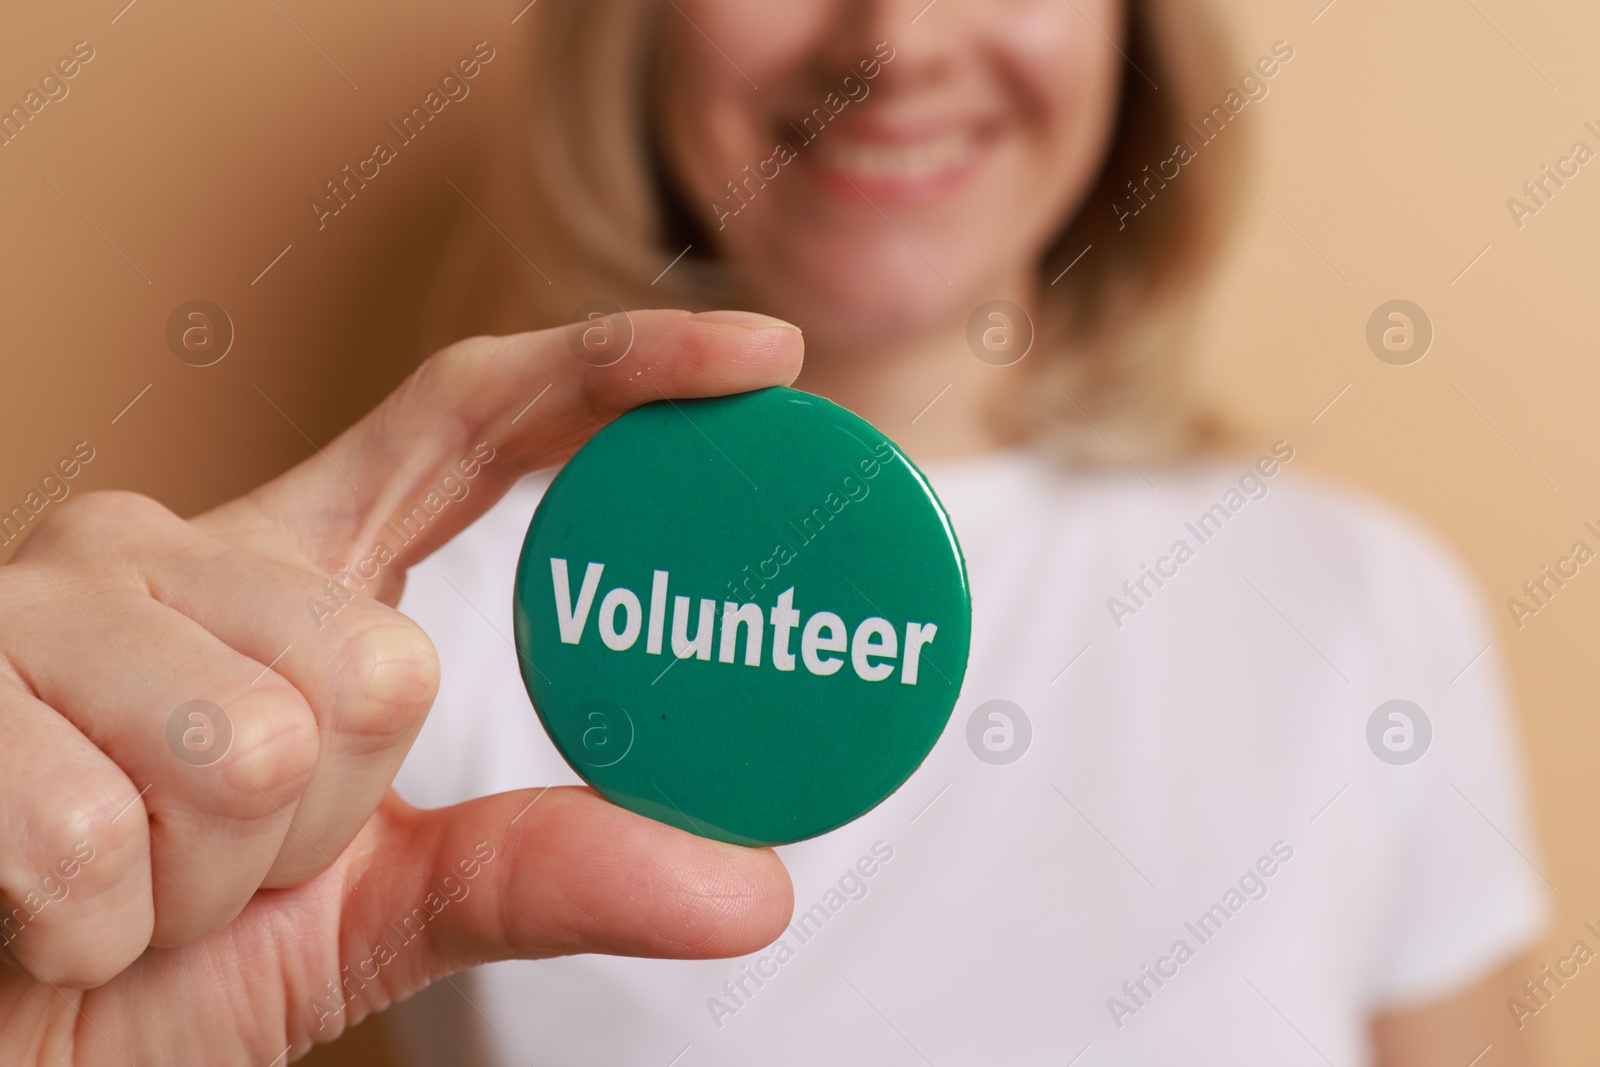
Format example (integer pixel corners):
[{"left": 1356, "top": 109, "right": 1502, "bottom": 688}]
[{"left": 1, "top": 0, "right": 1597, "bottom": 1063}]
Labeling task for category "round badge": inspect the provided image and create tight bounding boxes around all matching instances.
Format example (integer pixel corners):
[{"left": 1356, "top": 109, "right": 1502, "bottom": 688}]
[{"left": 513, "top": 387, "right": 972, "bottom": 846}]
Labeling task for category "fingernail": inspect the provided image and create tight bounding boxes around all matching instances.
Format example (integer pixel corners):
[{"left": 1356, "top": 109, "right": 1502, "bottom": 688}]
[{"left": 692, "top": 310, "right": 802, "bottom": 333}]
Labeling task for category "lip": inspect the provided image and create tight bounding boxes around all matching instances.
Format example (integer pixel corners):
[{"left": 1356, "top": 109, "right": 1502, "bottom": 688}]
[{"left": 785, "top": 118, "right": 1001, "bottom": 205}]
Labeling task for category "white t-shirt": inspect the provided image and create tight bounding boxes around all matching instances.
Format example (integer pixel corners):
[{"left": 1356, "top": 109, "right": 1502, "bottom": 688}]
[{"left": 390, "top": 448, "right": 1546, "bottom": 1067}]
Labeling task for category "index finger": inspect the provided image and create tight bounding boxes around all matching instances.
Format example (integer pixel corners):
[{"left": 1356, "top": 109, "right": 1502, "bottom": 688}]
[{"left": 213, "top": 309, "right": 803, "bottom": 579}]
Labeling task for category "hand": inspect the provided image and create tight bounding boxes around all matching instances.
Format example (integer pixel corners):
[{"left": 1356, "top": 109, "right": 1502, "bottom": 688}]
[{"left": 0, "top": 310, "right": 802, "bottom": 1065}]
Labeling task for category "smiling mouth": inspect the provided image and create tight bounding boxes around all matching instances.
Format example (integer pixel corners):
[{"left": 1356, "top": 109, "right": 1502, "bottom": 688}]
[
  {"left": 810, "top": 129, "right": 977, "bottom": 183},
  {"left": 787, "top": 120, "right": 995, "bottom": 204}
]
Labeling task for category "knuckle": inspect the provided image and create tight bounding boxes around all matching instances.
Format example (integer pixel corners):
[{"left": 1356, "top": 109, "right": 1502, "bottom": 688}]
[
  {"left": 50, "top": 489, "right": 171, "bottom": 541},
  {"left": 21, "top": 490, "right": 176, "bottom": 561},
  {"left": 414, "top": 337, "right": 492, "bottom": 407},
  {"left": 44, "top": 804, "right": 110, "bottom": 870},
  {"left": 0, "top": 772, "right": 153, "bottom": 988},
  {"left": 208, "top": 686, "right": 320, "bottom": 817},
  {"left": 379, "top": 339, "right": 496, "bottom": 453},
  {"left": 10, "top": 781, "right": 148, "bottom": 909},
  {"left": 52, "top": 787, "right": 140, "bottom": 873},
  {"left": 327, "top": 619, "right": 440, "bottom": 746}
]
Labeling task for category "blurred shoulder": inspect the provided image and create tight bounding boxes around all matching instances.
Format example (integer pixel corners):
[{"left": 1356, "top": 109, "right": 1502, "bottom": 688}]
[{"left": 939, "top": 447, "right": 1489, "bottom": 628}]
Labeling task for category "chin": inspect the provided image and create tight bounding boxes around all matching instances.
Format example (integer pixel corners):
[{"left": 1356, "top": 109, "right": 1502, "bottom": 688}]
[
  {"left": 750, "top": 270, "right": 977, "bottom": 351},
  {"left": 704, "top": 129, "right": 1045, "bottom": 344},
  {"left": 750, "top": 196, "right": 1043, "bottom": 336}
]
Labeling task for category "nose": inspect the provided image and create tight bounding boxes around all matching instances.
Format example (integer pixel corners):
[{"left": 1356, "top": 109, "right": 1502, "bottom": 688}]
[{"left": 820, "top": 0, "right": 963, "bottom": 92}]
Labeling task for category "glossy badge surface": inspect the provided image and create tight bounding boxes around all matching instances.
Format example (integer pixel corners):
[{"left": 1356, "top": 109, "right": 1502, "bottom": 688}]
[{"left": 513, "top": 386, "right": 970, "bottom": 846}]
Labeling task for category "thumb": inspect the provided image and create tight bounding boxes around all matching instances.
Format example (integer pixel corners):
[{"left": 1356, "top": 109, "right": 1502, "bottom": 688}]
[
  {"left": 210, "top": 309, "right": 803, "bottom": 578},
  {"left": 330, "top": 788, "right": 793, "bottom": 1005}
]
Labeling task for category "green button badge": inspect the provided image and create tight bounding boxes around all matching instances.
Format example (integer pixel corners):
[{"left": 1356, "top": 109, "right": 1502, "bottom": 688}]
[{"left": 513, "top": 387, "right": 971, "bottom": 846}]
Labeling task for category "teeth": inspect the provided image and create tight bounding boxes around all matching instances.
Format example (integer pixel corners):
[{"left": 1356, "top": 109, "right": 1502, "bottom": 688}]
[{"left": 811, "top": 131, "right": 974, "bottom": 181}]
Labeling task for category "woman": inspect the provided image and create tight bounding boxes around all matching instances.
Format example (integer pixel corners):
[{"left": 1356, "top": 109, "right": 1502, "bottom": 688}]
[
  {"left": 396, "top": 0, "right": 1547, "bottom": 1062},
  {"left": 0, "top": 0, "right": 1544, "bottom": 1064}
]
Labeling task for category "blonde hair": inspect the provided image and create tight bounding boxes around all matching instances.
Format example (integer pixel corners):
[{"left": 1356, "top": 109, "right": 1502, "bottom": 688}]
[{"left": 429, "top": 0, "right": 1243, "bottom": 462}]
